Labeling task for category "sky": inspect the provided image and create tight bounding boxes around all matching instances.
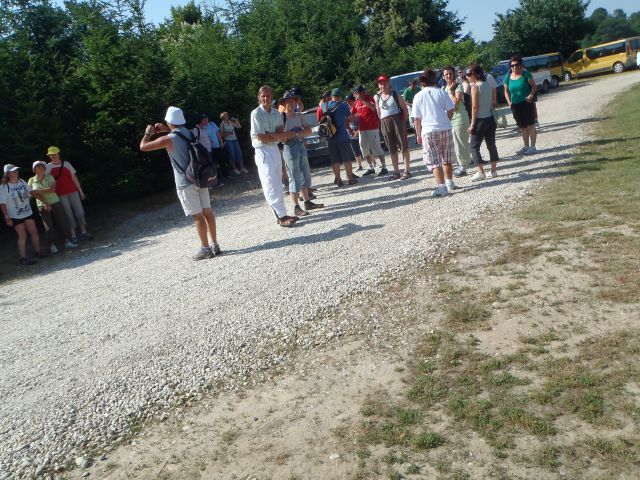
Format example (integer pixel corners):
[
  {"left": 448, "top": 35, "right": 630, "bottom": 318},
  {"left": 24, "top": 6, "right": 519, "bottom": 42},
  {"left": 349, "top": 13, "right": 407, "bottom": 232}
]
[{"left": 57, "top": 0, "right": 639, "bottom": 42}]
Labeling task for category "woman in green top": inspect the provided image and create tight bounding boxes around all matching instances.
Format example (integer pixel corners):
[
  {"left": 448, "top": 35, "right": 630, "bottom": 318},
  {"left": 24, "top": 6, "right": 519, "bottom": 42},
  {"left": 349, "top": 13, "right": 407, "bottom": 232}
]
[
  {"left": 504, "top": 55, "right": 538, "bottom": 155},
  {"left": 442, "top": 65, "right": 471, "bottom": 177},
  {"left": 28, "top": 161, "right": 78, "bottom": 253}
]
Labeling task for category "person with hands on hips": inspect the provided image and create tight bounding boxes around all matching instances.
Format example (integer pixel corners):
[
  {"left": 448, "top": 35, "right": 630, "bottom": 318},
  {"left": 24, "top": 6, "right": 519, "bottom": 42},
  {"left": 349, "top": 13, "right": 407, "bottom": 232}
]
[{"left": 504, "top": 55, "right": 538, "bottom": 155}]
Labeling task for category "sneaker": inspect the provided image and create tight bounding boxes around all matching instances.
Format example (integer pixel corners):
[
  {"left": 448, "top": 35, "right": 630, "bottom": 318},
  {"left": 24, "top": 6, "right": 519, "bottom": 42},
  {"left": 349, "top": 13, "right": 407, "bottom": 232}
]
[
  {"left": 19, "top": 257, "right": 36, "bottom": 267},
  {"left": 79, "top": 232, "right": 93, "bottom": 241},
  {"left": 348, "top": 177, "right": 358, "bottom": 185},
  {"left": 534, "top": 121, "right": 540, "bottom": 128},
  {"left": 377, "top": 167, "right": 388, "bottom": 177},
  {"left": 362, "top": 168, "right": 375, "bottom": 176},
  {"left": 430, "top": 187, "right": 448, "bottom": 198},
  {"left": 471, "top": 171, "right": 486, "bottom": 182},
  {"left": 488, "top": 170, "right": 498, "bottom": 178},
  {"left": 446, "top": 182, "right": 459, "bottom": 193},
  {"left": 304, "top": 201, "right": 325, "bottom": 210},
  {"left": 294, "top": 205, "right": 309, "bottom": 217},
  {"left": 211, "top": 243, "right": 221, "bottom": 256},
  {"left": 515, "top": 146, "right": 529, "bottom": 155},
  {"left": 64, "top": 240, "right": 79, "bottom": 249},
  {"left": 241, "top": 168, "right": 250, "bottom": 174},
  {"left": 524, "top": 146, "right": 537, "bottom": 155},
  {"left": 50, "top": 244, "right": 59, "bottom": 254},
  {"left": 453, "top": 166, "right": 467, "bottom": 177},
  {"left": 232, "top": 169, "right": 241, "bottom": 175},
  {"left": 193, "top": 247, "right": 214, "bottom": 261}
]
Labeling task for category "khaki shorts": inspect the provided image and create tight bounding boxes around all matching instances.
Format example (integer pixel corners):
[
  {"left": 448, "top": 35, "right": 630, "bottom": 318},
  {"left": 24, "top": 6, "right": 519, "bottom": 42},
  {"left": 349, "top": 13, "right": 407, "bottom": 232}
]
[
  {"left": 380, "top": 115, "right": 408, "bottom": 153},
  {"left": 176, "top": 185, "right": 211, "bottom": 216},
  {"left": 358, "top": 129, "right": 385, "bottom": 157}
]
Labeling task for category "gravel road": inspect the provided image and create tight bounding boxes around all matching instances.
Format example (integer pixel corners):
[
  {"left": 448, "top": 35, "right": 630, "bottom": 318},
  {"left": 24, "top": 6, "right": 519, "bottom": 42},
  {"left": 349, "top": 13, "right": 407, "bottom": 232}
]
[{"left": 1, "top": 72, "right": 639, "bottom": 479}]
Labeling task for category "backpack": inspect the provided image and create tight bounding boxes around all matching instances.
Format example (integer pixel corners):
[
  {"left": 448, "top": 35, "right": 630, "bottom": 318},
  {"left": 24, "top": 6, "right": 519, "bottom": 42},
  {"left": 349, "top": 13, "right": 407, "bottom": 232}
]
[
  {"left": 318, "top": 102, "right": 340, "bottom": 138},
  {"left": 171, "top": 129, "right": 217, "bottom": 189}
]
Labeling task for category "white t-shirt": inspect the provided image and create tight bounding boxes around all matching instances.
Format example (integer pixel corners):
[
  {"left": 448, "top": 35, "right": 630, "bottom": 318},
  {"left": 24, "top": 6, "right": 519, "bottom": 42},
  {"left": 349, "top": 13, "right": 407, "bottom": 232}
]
[
  {"left": 411, "top": 87, "right": 455, "bottom": 133},
  {"left": 0, "top": 179, "right": 33, "bottom": 219},
  {"left": 485, "top": 73, "right": 497, "bottom": 90}
]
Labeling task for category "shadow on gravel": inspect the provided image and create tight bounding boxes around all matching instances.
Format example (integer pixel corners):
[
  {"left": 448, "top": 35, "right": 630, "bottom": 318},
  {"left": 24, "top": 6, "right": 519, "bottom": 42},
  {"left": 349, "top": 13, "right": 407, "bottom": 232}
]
[
  {"left": 495, "top": 116, "right": 613, "bottom": 141},
  {"left": 222, "top": 222, "right": 384, "bottom": 256}
]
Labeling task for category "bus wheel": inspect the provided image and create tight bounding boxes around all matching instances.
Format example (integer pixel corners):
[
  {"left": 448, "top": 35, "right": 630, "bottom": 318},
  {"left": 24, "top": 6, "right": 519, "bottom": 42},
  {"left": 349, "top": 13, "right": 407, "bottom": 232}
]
[
  {"left": 613, "top": 62, "right": 625, "bottom": 74},
  {"left": 541, "top": 80, "right": 549, "bottom": 93},
  {"left": 563, "top": 72, "right": 572, "bottom": 82},
  {"left": 551, "top": 76, "right": 559, "bottom": 88}
]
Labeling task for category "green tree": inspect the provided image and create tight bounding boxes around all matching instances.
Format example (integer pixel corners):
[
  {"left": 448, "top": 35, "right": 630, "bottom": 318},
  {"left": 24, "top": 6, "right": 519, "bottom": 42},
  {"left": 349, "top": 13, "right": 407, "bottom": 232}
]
[
  {"left": 582, "top": 8, "right": 639, "bottom": 46},
  {"left": 493, "top": 0, "right": 591, "bottom": 58}
]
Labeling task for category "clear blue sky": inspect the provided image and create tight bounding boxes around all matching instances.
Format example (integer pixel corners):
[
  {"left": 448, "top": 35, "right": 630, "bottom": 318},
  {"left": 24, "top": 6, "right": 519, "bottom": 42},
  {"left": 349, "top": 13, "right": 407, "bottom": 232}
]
[{"left": 59, "top": 0, "right": 639, "bottom": 42}]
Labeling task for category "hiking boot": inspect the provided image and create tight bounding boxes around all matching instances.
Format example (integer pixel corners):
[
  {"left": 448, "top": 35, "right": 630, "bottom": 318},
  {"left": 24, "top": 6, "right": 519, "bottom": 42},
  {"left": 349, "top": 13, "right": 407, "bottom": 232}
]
[
  {"left": 305, "top": 201, "right": 325, "bottom": 210},
  {"left": 348, "top": 177, "right": 358, "bottom": 185},
  {"left": 294, "top": 205, "right": 309, "bottom": 217},
  {"left": 453, "top": 166, "right": 467, "bottom": 177},
  {"left": 277, "top": 215, "right": 298, "bottom": 227},
  {"left": 362, "top": 168, "right": 375, "bottom": 176},
  {"left": 471, "top": 171, "right": 486, "bottom": 182},
  {"left": 79, "top": 232, "right": 93, "bottom": 241},
  {"left": 19, "top": 257, "right": 36, "bottom": 267},
  {"left": 377, "top": 167, "right": 388, "bottom": 176},
  {"left": 193, "top": 247, "right": 214, "bottom": 261},
  {"left": 211, "top": 243, "right": 221, "bottom": 256}
]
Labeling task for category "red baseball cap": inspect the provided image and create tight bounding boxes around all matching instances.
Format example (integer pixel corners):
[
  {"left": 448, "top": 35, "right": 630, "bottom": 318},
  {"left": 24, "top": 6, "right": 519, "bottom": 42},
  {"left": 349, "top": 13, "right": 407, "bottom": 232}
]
[{"left": 376, "top": 75, "right": 390, "bottom": 83}]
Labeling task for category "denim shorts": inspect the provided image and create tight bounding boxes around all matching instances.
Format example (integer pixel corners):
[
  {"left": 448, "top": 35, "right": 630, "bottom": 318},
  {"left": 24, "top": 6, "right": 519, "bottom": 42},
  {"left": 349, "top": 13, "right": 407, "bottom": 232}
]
[{"left": 283, "top": 140, "right": 311, "bottom": 193}]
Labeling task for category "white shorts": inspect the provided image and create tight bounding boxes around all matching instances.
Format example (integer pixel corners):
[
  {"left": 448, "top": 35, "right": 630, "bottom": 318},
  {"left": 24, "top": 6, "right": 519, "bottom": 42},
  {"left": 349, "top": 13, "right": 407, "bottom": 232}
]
[
  {"left": 176, "top": 185, "right": 211, "bottom": 216},
  {"left": 359, "top": 129, "right": 385, "bottom": 157}
]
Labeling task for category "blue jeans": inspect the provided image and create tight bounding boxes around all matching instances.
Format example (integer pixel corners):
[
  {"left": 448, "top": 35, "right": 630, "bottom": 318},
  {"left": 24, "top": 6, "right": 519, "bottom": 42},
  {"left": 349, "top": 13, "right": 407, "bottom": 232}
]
[
  {"left": 283, "top": 140, "right": 311, "bottom": 193},
  {"left": 224, "top": 139, "right": 243, "bottom": 167}
]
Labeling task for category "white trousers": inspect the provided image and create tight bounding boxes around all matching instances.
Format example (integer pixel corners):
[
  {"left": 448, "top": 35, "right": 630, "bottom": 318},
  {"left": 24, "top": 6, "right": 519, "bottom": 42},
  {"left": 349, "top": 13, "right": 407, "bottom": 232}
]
[{"left": 254, "top": 145, "right": 287, "bottom": 218}]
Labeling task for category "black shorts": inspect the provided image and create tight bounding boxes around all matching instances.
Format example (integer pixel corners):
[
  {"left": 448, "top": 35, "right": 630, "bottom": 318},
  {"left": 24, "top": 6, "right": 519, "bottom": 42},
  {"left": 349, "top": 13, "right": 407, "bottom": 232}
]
[
  {"left": 350, "top": 138, "right": 362, "bottom": 157},
  {"left": 328, "top": 139, "right": 355, "bottom": 165},
  {"left": 511, "top": 101, "right": 535, "bottom": 129},
  {"left": 10, "top": 213, "right": 36, "bottom": 227}
]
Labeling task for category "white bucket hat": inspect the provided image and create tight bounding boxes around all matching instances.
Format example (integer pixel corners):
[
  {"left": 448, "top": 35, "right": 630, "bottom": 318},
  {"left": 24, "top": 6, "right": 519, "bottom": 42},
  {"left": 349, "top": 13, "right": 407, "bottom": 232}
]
[{"left": 164, "top": 106, "right": 186, "bottom": 126}]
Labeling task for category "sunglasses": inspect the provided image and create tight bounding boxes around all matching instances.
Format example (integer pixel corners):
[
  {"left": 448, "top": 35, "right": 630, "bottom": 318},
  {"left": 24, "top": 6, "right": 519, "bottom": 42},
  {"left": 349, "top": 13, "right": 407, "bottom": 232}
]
[
  {"left": 465, "top": 71, "right": 472, "bottom": 76},
  {"left": 510, "top": 63, "right": 521, "bottom": 67}
]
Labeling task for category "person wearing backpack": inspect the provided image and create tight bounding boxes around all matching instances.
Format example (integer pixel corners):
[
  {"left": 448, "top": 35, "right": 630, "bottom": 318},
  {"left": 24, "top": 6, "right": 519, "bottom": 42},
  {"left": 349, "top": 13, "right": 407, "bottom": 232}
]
[
  {"left": 1, "top": 164, "right": 47, "bottom": 266},
  {"left": 250, "top": 85, "right": 298, "bottom": 227},
  {"left": 140, "top": 106, "right": 221, "bottom": 260},
  {"left": 326, "top": 88, "right": 358, "bottom": 187},
  {"left": 375, "top": 75, "right": 411, "bottom": 180}
]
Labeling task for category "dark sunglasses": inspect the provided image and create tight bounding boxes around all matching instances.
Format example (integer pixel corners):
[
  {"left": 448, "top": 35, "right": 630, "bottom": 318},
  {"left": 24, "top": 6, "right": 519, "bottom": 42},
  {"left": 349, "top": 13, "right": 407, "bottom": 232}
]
[
  {"left": 510, "top": 63, "right": 521, "bottom": 67},
  {"left": 465, "top": 71, "right": 472, "bottom": 76}
]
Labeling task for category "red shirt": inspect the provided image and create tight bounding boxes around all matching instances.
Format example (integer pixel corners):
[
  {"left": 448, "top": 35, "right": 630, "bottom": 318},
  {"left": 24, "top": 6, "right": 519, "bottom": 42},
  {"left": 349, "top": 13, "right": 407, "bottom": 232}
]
[
  {"left": 46, "top": 162, "right": 78, "bottom": 196},
  {"left": 351, "top": 95, "right": 379, "bottom": 131}
]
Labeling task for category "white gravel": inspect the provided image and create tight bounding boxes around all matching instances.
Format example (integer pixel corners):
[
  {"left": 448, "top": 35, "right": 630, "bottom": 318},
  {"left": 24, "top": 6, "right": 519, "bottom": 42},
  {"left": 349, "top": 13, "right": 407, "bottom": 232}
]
[{"left": 1, "top": 72, "right": 639, "bottom": 479}]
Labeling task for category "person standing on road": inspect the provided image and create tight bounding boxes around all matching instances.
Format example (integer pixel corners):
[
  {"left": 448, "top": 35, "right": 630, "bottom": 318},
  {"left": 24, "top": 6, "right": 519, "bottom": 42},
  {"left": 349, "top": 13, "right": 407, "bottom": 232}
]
[
  {"left": 282, "top": 91, "right": 325, "bottom": 216},
  {"left": 250, "top": 85, "right": 298, "bottom": 227},
  {"left": 220, "top": 112, "right": 248, "bottom": 174},
  {"left": 345, "top": 94, "right": 366, "bottom": 171},
  {"left": 412, "top": 69, "right": 457, "bottom": 197},
  {"left": 327, "top": 88, "right": 358, "bottom": 187},
  {"left": 351, "top": 85, "right": 388, "bottom": 177},
  {"left": 504, "top": 55, "right": 538, "bottom": 155},
  {"left": 45, "top": 146, "right": 93, "bottom": 243},
  {"left": 442, "top": 65, "right": 471, "bottom": 177},
  {"left": 316, "top": 91, "right": 331, "bottom": 122},
  {"left": 466, "top": 64, "right": 500, "bottom": 181},
  {"left": 1, "top": 164, "right": 46, "bottom": 266},
  {"left": 139, "top": 106, "right": 221, "bottom": 260},
  {"left": 28, "top": 161, "right": 78, "bottom": 253},
  {"left": 193, "top": 113, "right": 213, "bottom": 161},
  {"left": 402, "top": 78, "right": 420, "bottom": 107},
  {"left": 375, "top": 75, "right": 411, "bottom": 180}
]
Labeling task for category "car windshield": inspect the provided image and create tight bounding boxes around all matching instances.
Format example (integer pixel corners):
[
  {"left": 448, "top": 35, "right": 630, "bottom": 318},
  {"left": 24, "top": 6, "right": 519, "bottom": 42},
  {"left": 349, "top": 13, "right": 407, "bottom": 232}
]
[{"left": 303, "top": 111, "right": 318, "bottom": 128}]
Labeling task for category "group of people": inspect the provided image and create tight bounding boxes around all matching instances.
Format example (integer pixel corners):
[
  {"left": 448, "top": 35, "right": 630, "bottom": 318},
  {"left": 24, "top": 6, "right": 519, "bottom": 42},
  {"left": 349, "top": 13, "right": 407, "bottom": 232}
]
[
  {"left": 2, "top": 56, "right": 541, "bottom": 264},
  {"left": 1, "top": 147, "right": 93, "bottom": 266}
]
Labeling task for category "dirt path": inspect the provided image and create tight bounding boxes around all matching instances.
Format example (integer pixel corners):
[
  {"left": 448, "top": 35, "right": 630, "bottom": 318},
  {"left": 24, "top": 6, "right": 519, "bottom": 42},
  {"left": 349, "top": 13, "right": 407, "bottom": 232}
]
[{"left": 2, "top": 71, "right": 640, "bottom": 480}]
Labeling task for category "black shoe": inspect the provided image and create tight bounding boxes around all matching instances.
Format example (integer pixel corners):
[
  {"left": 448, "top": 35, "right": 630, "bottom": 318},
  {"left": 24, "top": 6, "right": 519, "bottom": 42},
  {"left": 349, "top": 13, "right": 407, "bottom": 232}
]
[
  {"left": 363, "top": 168, "right": 375, "bottom": 176},
  {"left": 351, "top": 172, "right": 360, "bottom": 179},
  {"left": 377, "top": 167, "right": 388, "bottom": 176},
  {"left": 357, "top": 166, "right": 364, "bottom": 171},
  {"left": 304, "top": 200, "right": 325, "bottom": 210},
  {"left": 348, "top": 177, "right": 358, "bottom": 185}
]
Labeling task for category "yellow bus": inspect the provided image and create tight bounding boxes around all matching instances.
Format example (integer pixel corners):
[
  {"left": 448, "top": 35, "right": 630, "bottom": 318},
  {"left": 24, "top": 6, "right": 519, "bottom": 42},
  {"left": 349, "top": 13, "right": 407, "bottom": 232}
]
[{"left": 564, "top": 37, "right": 640, "bottom": 81}]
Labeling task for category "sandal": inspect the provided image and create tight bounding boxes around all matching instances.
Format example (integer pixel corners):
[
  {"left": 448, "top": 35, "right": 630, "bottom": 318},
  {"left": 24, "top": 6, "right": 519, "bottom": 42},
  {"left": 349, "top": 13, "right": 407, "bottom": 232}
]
[
  {"left": 400, "top": 172, "right": 411, "bottom": 180},
  {"left": 388, "top": 172, "right": 402, "bottom": 181},
  {"left": 277, "top": 215, "right": 298, "bottom": 227}
]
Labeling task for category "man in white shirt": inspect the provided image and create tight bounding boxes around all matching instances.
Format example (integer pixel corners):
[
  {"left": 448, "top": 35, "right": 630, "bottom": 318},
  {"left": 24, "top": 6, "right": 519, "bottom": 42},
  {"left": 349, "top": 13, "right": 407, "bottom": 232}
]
[
  {"left": 250, "top": 85, "right": 298, "bottom": 227},
  {"left": 411, "top": 69, "right": 457, "bottom": 197}
]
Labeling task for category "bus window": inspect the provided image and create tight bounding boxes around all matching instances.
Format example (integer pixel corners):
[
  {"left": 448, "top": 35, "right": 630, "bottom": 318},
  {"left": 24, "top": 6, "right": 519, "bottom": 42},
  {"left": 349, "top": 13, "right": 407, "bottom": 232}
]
[{"left": 548, "top": 55, "right": 562, "bottom": 68}]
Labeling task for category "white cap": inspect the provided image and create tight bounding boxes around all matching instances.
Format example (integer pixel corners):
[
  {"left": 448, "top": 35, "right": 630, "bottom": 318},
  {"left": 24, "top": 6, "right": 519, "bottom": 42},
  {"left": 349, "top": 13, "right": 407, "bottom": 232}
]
[
  {"left": 32, "top": 160, "right": 46, "bottom": 170},
  {"left": 164, "top": 106, "right": 186, "bottom": 126},
  {"left": 3, "top": 164, "right": 19, "bottom": 173}
]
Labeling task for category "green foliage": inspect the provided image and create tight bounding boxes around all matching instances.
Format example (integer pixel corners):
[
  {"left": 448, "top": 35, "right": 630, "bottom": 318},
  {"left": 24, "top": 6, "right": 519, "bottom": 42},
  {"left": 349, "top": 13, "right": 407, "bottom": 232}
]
[
  {"left": 493, "top": 0, "right": 592, "bottom": 58},
  {"left": 582, "top": 8, "right": 640, "bottom": 47},
  {"left": 406, "top": 38, "right": 482, "bottom": 71}
]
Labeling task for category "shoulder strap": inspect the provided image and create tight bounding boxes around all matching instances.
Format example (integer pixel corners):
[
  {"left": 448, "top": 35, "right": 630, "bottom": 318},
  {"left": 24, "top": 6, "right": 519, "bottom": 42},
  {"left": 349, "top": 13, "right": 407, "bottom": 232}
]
[
  {"left": 392, "top": 90, "right": 399, "bottom": 105},
  {"left": 52, "top": 160, "right": 65, "bottom": 180},
  {"left": 172, "top": 129, "right": 195, "bottom": 144}
]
